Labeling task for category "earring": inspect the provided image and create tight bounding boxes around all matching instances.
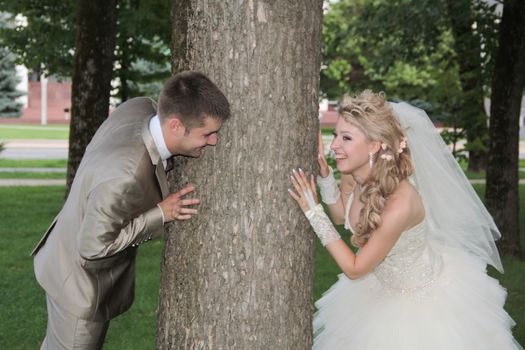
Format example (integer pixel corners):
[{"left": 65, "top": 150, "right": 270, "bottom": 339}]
[{"left": 369, "top": 153, "right": 374, "bottom": 168}]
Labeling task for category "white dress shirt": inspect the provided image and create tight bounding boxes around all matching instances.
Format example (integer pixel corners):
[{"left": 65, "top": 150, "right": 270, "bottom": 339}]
[
  {"left": 149, "top": 114, "right": 172, "bottom": 223},
  {"left": 149, "top": 114, "right": 172, "bottom": 169}
]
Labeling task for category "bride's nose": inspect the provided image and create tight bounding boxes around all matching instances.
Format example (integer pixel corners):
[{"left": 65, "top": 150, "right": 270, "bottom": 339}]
[{"left": 330, "top": 137, "right": 339, "bottom": 151}]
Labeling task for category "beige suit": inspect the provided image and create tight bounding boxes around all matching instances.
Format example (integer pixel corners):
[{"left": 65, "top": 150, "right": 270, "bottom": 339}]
[{"left": 32, "top": 97, "right": 169, "bottom": 323}]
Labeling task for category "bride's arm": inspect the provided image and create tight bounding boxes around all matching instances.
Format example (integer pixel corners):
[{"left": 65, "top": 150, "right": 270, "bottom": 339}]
[
  {"left": 326, "top": 198, "right": 409, "bottom": 279},
  {"left": 290, "top": 168, "right": 408, "bottom": 280},
  {"left": 317, "top": 132, "right": 352, "bottom": 224}
]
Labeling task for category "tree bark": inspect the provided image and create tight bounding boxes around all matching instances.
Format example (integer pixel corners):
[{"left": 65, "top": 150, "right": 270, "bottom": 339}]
[
  {"left": 485, "top": 0, "right": 525, "bottom": 257},
  {"left": 65, "top": 0, "right": 118, "bottom": 194},
  {"left": 445, "top": 0, "right": 488, "bottom": 172},
  {"left": 157, "top": 1, "right": 323, "bottom": 349}
]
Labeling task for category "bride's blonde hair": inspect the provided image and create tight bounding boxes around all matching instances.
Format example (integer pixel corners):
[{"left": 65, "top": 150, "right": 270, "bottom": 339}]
[{"left": 339, "top": 90, "right": 413, "bottom": 247}]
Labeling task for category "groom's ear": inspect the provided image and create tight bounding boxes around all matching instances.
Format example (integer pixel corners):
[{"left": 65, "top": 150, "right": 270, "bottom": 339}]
[{"left": 166, "top": 116, "right": 184, "bottom": 132}]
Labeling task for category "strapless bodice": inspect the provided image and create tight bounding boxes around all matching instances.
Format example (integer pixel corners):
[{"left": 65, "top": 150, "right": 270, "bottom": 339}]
[{"left": 344, "top": 194, "right": 442, "bottom": 293}]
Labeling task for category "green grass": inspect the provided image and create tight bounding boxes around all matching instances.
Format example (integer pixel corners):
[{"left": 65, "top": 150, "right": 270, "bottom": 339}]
[
  {"left": 0, "top": 124, "right": 69, "bottom": 140},
  {"left": 0, "top": 186, "right": 161, "bottom": 349},
  {"left": 0, "top": 172, "right": 65, "bottom": 179},
  {"left": 0, "top": 159, "right": 67, "bottom": 168},
  {"left": 1, "top": 185, "right": 523, "bottom": 348},
  {"left": 456, "top": 158, "right": 525, "bottom": 180}
]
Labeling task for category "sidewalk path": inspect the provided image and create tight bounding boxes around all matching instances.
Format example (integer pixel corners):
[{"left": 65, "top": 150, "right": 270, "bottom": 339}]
[
  {"left": 0, "top": 167, "right": 66, "bottom": 173},
  {"left": 1, "top": 139, "right": 68, "bottom": 159},
  {"left": 0, "top": 179, "right": 65, "bottom": 186}
]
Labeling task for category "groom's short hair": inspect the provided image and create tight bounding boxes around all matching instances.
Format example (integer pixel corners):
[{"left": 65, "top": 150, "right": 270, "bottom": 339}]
[{"left": 157, "top": 71, "right": 230, "bottom": 129}]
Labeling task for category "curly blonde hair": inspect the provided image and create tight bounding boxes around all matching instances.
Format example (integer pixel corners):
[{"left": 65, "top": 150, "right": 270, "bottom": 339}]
[{"left": 339, "top": 90, "right": 414, "bottom": 247}]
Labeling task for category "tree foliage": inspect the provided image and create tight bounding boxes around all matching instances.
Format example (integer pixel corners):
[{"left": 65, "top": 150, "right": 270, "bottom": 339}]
[
  {"left": 0, "top": 14, "right": 23, "bottom": 118},
  {"left": 0, "top": 0, "right": 171, "bottom": 101},
  {"left": 0, "top": 0, "right": 76, "bottom": 77},
  {"left": 321, "top": 0, "right": 501, "bottom": 165},
  {"left": 0, "top": 47, "right": 23, "bottom": 117}
]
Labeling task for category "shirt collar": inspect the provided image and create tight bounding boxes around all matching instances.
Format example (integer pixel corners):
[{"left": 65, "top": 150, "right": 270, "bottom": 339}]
[{"left": 149, "top": 115, "right": 172, "bottom": 168}]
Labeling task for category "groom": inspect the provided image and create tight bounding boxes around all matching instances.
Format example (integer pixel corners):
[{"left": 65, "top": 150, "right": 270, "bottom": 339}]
[{"left": 31, "top": 71, "right": 230, "bottom": 349}]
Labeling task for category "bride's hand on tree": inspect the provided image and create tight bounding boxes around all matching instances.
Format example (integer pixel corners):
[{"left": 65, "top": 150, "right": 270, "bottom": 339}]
[
  {"left": 318, "top": 132, "right": 330, "bottom": 178},
  {"left": 288, "top": 168, "right": 318, "bottom": 213}
]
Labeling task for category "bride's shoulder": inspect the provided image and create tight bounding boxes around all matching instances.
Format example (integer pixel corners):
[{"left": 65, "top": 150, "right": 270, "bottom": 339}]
[
  {"left": 383, "top": 180, "right": 425, "bottom": 227},
  {"left": 387, "top": 180, "right": 418, "bottom": 204}
]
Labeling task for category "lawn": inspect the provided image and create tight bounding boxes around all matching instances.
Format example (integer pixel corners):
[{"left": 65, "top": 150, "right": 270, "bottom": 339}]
[
  {"left": 0, "top": 186, "right": 160, "bottom": 349},
  {"left": 0, "top": 159, "right": 66, "bottom": 180},
  {"left": 0, "top": 172, "right": 65, "bottom": 179},
  {"left": 0, "top": 185, "right": 524, "bottom": 348},
  {"left": 0, "top": 124, "right": 69, "bottom": 140},
  {"left": 0, "top": 159, "right": 67, "bottom": 168}
]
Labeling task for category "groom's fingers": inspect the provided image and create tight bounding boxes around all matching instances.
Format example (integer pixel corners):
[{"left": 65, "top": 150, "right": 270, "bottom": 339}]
[
  {"left": 180, "top": 198, "right": 200, "bottom": 206},
  {"left": 175, "top": 184, "right": 196, "bottom": 198},
  {"left": 178, "top": 207, "right": 198, "bottom": 215},
  {"left": 175, "top": 214, "right": 192, "bottom": 220}
]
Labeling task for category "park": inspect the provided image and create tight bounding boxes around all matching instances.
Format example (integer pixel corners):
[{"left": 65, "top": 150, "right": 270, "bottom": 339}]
[{"left": 0, "top": 0, "right": 524, "bottom": 349}]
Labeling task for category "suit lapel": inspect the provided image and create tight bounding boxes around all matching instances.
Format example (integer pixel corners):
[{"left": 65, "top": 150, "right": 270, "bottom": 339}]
[
  {"left": 155, "top": 161, "right": 169, "bottom": 198},
  {"left": 142, "top": 116, "right": 170, "bottom": 198}
]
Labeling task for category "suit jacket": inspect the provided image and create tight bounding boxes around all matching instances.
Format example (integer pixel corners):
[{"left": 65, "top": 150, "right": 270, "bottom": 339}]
[{"left": 31, "top": 97, "right": 170, "bottom": 321}]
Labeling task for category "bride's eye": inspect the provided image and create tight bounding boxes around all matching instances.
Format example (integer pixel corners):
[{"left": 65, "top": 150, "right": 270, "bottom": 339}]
[{"left": 343, "top": 136, "right": 352, "bottom": 141}]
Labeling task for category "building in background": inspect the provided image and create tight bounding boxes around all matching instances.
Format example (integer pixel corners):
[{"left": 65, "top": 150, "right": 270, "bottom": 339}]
[{"left": 12, "top": 67, "right": 71, "bottom": 125}]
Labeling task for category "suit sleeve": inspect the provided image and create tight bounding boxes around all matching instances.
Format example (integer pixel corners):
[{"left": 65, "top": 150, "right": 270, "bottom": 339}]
[{"left": 77, "top": 177, "right": 164, "bottom": 260}]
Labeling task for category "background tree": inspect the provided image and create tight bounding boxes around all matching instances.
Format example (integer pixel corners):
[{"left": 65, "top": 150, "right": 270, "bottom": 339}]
[
  {"left": 0, "top": 46, "right": 23, "bottom": 117},
  {"left": 0, "top": 13, "right": 24, "bottom": 118},
  {"left": 65, "top": 0, "right": 118, "bottom": 192},
  {"left": 157, "top": 1, "right": 323, "bottom": 348},
  {"left": 444, "top": 0, "right": 498, "bottom": 171},
  {"left": 0, "top": 0, "right": 171, "bottom": 101},
  {"left": 114, "top": 0, "right": 171, "bottom": 101},
  {"left": 0, "top": 0, "right": 76, "bottom": 78},
  {"left": 320, "top": 0, "right": 500, "bottom": 169},
  {"left": 485, "top": 0, "right": 525, "bottom": 257}
]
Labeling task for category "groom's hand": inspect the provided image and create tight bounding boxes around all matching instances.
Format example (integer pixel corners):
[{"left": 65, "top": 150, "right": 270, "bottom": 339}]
[{"left": 158, "top": 184, "right": 200, "bottom": 222}]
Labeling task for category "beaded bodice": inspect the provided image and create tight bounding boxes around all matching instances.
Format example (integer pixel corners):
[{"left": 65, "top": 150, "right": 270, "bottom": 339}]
[
  {"left": 344, "top": 194, "right": 442, "bottom": 293},
  {"left": 372, "top": 221, "right": 442, "bottom": 292}
]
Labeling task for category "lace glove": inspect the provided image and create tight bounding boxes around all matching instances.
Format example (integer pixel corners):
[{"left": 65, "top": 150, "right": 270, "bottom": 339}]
[
  {"left": 289, "top": 168, "right": 341, "bottom": 246},
  {"left": 305, "top": 204, "right": 341, "bottom": 246},
  {"left": 316, "top": 166, "right": 340, "bottom": 205}
]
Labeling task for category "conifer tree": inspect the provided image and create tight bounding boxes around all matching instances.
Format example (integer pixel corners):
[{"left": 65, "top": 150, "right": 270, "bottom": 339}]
[{"left": 0, "top": 47, "right": 23, "bottom": 118}]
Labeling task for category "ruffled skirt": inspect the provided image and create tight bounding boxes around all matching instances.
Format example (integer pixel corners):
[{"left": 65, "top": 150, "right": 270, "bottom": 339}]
[{"left": 313, "top": 247, "right": 523, "bottom": 349}]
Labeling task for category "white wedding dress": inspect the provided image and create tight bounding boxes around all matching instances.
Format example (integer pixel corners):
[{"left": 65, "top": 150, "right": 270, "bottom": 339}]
[{"left": 312, "top": 193, "right": 523, "bottom": 349}]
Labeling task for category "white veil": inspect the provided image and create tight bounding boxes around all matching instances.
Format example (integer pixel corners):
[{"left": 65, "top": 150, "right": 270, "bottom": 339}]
[{"left": 391, "top": 102, "right": 503, "bottom": 272}]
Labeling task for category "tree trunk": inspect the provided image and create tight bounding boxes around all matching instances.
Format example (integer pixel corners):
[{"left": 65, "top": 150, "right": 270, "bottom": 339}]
[
  {"left": 157, "top": 1, "right": 323, "bottom": 349},
  {"left": 485, "top": 0, "right": 525, "bottom": 257},
  {"left": 445, "top": 0, "right": 488, "bottom": 172},
  {"left": 65, "top": 0, "right": 118, "bottom": 194}
]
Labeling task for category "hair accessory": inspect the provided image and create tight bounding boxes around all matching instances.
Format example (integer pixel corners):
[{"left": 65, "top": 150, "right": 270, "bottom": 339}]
[
  {"left": 398, "top": 137, "right": 407, "bottom": 154},
  {"left": 380, "top": 154, "right": 393, "bottom": 161}
]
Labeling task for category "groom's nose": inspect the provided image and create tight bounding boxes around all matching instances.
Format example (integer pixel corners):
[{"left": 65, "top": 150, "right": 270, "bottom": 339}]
[{"left": 207, "top": 134, "right": 218, "bottom": 145}]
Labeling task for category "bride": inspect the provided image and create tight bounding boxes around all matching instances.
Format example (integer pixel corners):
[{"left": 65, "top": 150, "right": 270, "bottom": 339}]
[{"left": 288, "top": 90, "right": 523, "bottom": 349}]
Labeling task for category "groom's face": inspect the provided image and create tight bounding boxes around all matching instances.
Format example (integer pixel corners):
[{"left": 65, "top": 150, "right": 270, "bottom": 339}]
[{"left": 166, "top": 116, "right": 223, "bottom": 157}]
